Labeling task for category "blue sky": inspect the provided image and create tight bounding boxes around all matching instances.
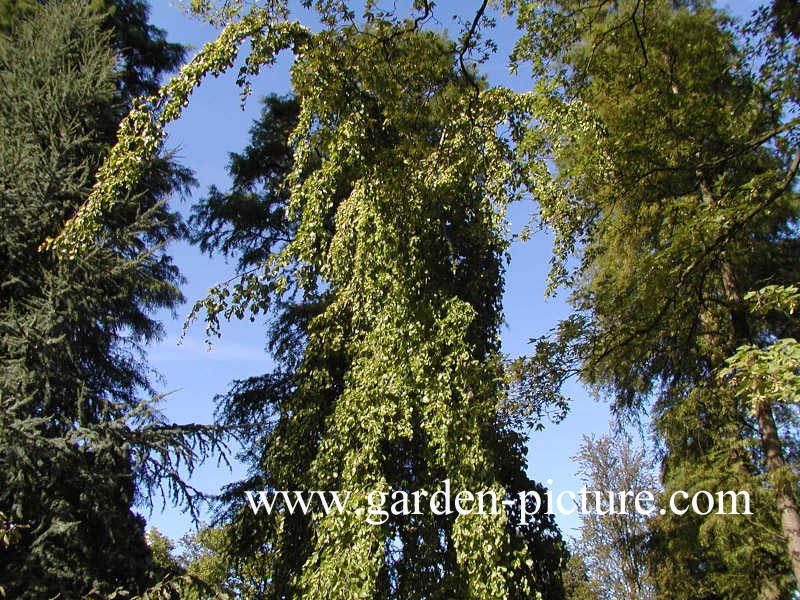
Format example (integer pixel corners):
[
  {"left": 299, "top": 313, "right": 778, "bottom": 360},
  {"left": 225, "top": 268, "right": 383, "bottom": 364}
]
[{"left": 141, "top": 0, "right": 761, "bottom": 545}]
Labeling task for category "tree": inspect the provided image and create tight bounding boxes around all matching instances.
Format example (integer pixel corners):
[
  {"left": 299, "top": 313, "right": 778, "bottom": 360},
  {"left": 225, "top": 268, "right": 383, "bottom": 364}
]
[
  {"left": 572, "top": 433, "right": 657, "bottom": 600},
  {"left": 146, "top": 528, "right": 184, "bottom": 576},
  {"left": 0, "top": 2, "right": 223, "bottom": 598},
  {"left": 45, "top": 1, "right": 572, "bottom": 595},
  {"left": 508, "top": 0, "right": 800, "bottom": 596},
  {"left": 561, "top": 552, "right": 600, "bottom": 600},
  {"left": 0, "top": 0, "right": 185, "bottom": 107},
  {"left": 33, "top": 0, "right": 800, "bottom": 594},
  {"left": 191, "top": 80, "right": 566, "bottom": 598},
  {"left": 180, "top": 524, "right": 274, "bottom": 599}
]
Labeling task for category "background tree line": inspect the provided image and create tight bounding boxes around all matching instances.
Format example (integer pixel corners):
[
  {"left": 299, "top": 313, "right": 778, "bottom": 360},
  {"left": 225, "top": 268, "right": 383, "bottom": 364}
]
[{"left": 0, "top": 0, "right": 798, "bottom": 599}]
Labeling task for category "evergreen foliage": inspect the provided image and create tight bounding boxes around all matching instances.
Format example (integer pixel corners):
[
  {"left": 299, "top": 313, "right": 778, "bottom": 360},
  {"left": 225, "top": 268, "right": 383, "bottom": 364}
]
[
  {"left": 508, "top": 0, "right": 800, "bottom": 596},
  {"left": 0, "top": 0, "right": 185, "bottom": 102},
  {"left": 0, "top": 2, "right": 223, "bottom": 598}
]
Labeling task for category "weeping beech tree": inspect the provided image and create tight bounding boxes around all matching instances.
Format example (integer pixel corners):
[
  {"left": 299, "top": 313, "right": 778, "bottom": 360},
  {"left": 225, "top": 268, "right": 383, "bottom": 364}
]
[
  {"left": 46, "top": 3, "right": 566, "bottom": 599},
  {"left": 190, "top": 85, "right": 566, "bottom": 598},
  {"left": 216, "top": 26, "right": 544, "bottom": 599}
]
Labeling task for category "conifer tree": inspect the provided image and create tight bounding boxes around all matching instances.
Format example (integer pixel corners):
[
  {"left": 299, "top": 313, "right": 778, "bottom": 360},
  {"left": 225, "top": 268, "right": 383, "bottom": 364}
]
[
  {"left": 0, "top": 2, "right": 222, "bottom": 598},
  {"left": 508, "top": 0, "right": 800, "bottom": 596}
]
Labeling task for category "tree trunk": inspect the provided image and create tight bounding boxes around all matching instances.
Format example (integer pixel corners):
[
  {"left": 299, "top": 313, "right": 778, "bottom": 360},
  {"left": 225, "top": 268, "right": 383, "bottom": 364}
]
[
  {"left": 755, "top": 398, "right": 800, "bottom": 587},
  {"left": 720, "top": 258, "right": 800, "bottom": 588}
]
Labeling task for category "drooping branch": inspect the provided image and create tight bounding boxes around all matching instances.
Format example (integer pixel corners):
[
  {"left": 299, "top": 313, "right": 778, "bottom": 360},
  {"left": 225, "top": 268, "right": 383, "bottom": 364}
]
[{"left": 42, "top": 11, "right": 309, "bottom": 258}]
